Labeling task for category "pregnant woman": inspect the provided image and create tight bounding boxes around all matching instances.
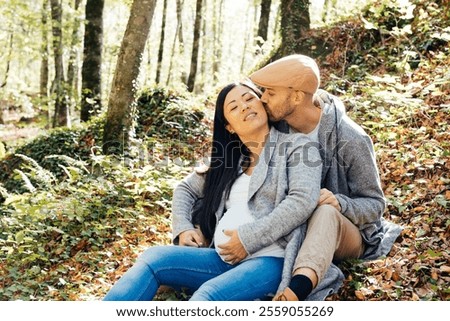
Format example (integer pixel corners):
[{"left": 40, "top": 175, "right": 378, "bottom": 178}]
[{"left": 104, "top": 80, "right": 321, "bottom": 301}]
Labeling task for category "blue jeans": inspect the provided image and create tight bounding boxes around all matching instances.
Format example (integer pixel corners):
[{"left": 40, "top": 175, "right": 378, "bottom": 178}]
[{"left": 103, "top": 245, "right": 283, "bottom": 301}]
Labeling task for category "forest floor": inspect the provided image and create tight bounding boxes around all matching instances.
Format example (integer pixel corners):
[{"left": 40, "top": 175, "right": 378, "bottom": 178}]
[
  {"left": 0, "top": 108, "right": 45, "bottom": 148},
  {"left": 0, "top": 0, "right": 449, "bottom": 302},
  {"left": 0, "top": 124, "right": 43, "bottom": 144}
]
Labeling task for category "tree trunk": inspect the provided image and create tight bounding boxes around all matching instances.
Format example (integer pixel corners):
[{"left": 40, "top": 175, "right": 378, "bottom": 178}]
[
  {"left": 176, "top": 0, "right": 184, "bottom": 47},
  {"left": 187, "top": 0, "right": 202, "bottom": 92},
  {"left": 276, "top": 0, "right": 310, "bottom": 59},
  {"left": 102, "top": 0, "right": 157, "bottom": 155},
  {"left": 177, "top": 0, "right": 187, "bottom": 84},
  {"left": 167, "top": 0, "right": 184, "bottom": 85},
  {"left": 212, "top": 0, "right": 224, "bottom": 82},
  {"left": 155, "top": 0, "right": 168, "bottom": 84},
  {"left": 257, "top": 0, "right": 271, "bottom": 42},
  {"left": 67, "top": 0, "right": 83, "bottom": 99},
  {"left": 255, "top": 0, "right": 310, "bottom": 69},
  {"left": 240, "top": 4, "right": 252, "bottom": 74},
  {"left": 0, "top": 33, "right": 13, "bottom": 89},
  {"left": 40, "top": 0, "right": 50, "bottom": 97},
  {"left": 198, "top": 0, "right": 208, "bottom": 92},
  {"left": 50, "top": 0, "right": 70, "bottom": 128},
  {"left": 81, "top": 0, "right": 104, "bottom": 122}
]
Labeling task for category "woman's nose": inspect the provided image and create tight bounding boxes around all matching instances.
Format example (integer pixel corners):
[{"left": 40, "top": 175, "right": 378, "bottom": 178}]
[{"left": 241, "top": 104, "right": 249, "bottom": 111}]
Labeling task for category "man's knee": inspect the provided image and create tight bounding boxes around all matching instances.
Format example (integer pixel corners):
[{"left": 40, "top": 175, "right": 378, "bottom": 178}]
[{"left": 309, "top": 204, "right": 342, "bottom": 228}]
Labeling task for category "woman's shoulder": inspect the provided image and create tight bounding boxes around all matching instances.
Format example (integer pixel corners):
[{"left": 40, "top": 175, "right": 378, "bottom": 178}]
[{"left": 193, "top": 163, "right": 209, "bottom": 174}]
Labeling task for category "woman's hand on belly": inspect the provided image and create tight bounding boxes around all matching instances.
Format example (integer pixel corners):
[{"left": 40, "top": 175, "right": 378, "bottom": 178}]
[{"left": 217, "top": 229, "right": 248, "bottom": 264}]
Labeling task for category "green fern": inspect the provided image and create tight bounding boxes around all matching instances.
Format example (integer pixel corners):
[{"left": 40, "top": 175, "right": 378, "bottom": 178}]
[
  {"left": 15, "top": 153, "right": 56, "bottom": 188},
  {"left": 14, "top": 169, "right": 36, "bottom": 192},
  {"left": 0, "top": 182, "right": 10, "bottom": 199}
]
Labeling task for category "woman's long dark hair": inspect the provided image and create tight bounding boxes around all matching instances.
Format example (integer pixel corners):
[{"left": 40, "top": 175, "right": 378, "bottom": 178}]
[{"left": 193, "top": 80, "right": 263, "bottom": 242}]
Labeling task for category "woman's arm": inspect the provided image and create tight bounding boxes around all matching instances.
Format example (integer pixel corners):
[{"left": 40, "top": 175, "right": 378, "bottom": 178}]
[{"left": 171, "top": 170, "right": 206, "bottom": 245}]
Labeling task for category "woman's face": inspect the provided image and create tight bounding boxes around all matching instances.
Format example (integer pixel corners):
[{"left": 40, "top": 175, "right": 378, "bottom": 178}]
[{"left": 223, "top": 85, "right": 268, "bottom": 138}]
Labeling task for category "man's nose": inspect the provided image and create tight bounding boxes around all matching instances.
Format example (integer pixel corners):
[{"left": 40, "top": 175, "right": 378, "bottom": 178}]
[{"left": 260, "top": 92, "right": 268, "bottom": 103}]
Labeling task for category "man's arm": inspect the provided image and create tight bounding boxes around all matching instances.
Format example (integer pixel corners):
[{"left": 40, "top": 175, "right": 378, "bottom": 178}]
[{"left": 335, "top": 135, "right": 386, "bottom": 225}]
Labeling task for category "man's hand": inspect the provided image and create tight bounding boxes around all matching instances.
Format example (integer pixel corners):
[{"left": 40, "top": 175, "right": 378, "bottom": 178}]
[
  {"left": 217, "top": 229, "right": 248, "bottom": 264},
  {"left": 318, "top": 188, "right": 342, "bottom": 212},
  {"left": 314, "top": 89, "right": 332, "bottom": 107},
  {"left": 179, "top": 229, "right": 207, "bottom": 247}
]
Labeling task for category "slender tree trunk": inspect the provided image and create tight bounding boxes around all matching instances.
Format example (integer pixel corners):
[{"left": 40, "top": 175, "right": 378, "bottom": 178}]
[
  {"left": 50, "top": 0, "right": 70, "bottom": 127},
  {"left": 187, "top": 0, "right": 202, "bottom": 92},
  {"left": 198, "top": 0, "right": 208, "bottom": 92},
  {"left": 67, "top": 0, "right": 83, "bottom": 99},
  {"left": 176, "top": 0, "right": 187, "bottom": 84},
  {"left": 0, "top": 33, "right": 13, "bottom": 89},
  {"left": 40, "top": 0, "right": 50, "bottom": 97},
  {"left": 155, "top": 0, "right": 168, "bottom": 84},
  {"left": 103, "top": 0, "right": 157, "bottom": 155},
  {"left": 240, "top": 4, "right": 252, "bottom": 74},
  {"left": 176, "top": 0, "right": 184, "bottom": 50},
  {"left": 212, "top": 0, "right": 224, "bottom": 82},
  {"left": 257, "top": 0, "right": 271, "bottom": 42},
  {"left": 167, "top": 0, "right": 184, "bottom": 85},
  {"left": 81, "top": 0, "right": 104, "bottom": 122}
]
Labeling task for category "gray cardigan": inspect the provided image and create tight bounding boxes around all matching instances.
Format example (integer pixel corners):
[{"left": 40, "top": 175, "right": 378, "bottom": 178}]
[{"left": 172, "top": 127, "right": 325, "bottom": 294}]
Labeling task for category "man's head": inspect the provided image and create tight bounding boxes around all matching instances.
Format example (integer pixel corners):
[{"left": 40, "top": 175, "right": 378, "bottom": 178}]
[{"left": 250, "top": 54, "right": 320, "bottom": 122}]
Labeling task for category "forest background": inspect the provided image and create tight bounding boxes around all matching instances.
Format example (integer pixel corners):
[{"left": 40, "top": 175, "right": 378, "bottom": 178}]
[{"left": 0, "top": 0, "right": 449, "bottom": 301}]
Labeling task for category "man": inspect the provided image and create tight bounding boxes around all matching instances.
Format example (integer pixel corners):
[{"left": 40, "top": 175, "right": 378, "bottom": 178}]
[{"left": 249, "top": 54, "right": 402, "bottom": 301}]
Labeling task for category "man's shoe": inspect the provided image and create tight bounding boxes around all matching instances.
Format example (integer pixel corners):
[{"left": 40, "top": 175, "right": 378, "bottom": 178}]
[{"left": 272, "top": 287, "right": 299, "bottom": 301}]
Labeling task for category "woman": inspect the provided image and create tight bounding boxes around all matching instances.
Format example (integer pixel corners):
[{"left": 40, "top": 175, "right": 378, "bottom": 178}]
[{"left": 104, "top": 81, "right": 322, "bottom": 301}]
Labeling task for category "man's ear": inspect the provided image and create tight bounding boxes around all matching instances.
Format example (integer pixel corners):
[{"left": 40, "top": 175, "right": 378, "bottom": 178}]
[{"left": 293, "top": 90, "right": 306, "bottom": 103}]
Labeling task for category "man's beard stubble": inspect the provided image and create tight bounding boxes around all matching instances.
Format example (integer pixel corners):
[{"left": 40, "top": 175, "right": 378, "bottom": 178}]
[{"left": 262, "top": 102, "right": 280, "bottom": 122}]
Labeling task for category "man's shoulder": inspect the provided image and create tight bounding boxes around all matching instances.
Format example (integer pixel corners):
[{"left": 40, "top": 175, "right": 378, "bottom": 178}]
[
  {"left": 320, "top": 94, "right": 371, "bottom": 141},
  {"left": 338, "top": 114, "right": 370, "bottom": 140}
]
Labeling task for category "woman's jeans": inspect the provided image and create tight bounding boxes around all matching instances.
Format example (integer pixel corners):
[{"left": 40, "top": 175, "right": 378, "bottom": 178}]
[{"left": 103, "top": 245, "right": 283, "bottom": 301}]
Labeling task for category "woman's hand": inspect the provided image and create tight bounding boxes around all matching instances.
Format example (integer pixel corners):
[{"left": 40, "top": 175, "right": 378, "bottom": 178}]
[
  {"left": 179, "top": 229, "right": 207, "bottom": 247},
  {"left": 218, "top": 229, "right": 248, "bottom": 264}
]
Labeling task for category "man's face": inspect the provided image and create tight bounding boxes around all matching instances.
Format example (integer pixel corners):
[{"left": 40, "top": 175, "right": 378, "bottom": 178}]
[{"left": 260, "top": 86, "right": 295, "bottom": 122}]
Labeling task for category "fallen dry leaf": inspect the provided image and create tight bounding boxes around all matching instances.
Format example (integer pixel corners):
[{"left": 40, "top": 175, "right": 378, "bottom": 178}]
[
  {"left": 355, "top": 290, "right": 365, "bottom": 300},
  {"left": 440, "top": 265, "right": 450, "bottom": 273}
]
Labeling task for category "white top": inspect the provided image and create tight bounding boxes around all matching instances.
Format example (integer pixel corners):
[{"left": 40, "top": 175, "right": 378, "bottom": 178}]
[
  {"left": 214, "top": 173, "right": 285, "bottom": 262},
  {"left": 289, "top": 112, "right": 321, "bottom": 143},
  {"left": 306, "top": 121, "right": 320, "bottom": 143}
]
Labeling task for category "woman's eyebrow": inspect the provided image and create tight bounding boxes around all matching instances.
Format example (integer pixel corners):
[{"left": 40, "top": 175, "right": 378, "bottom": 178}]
[
  {"left": 226, "top": 99, "right": 236, "bottom": 107},
  {"left": 226, "top": 92, "right": 253, "bottom": 107}
]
